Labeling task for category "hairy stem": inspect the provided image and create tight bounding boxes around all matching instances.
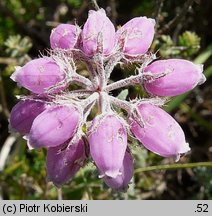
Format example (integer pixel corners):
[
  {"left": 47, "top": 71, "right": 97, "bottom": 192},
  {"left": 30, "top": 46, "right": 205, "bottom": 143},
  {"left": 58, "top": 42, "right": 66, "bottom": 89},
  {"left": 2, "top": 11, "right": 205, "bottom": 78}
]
[
  {"left": 83, "top": 100, "right": 96, "bottom": 122},
  {"left": 54, "top": 90, "right": 93, "bottom": 103},
  {"left": 85, "top": 61, "right": 99, "bottom": 88},
  {"left": 98, "top": 92, "right": 111, "bottom": 113},
  {"left": 68, "top": 89, "right": 93, "bottom": 97},
  {"left": 94, "top": 54, "right": 106, "bottom": 89},
  {"left": 109, "top": 96, "right": 147, "bottom": 127},
  {"left": 105, "top": 69, "right": 169, "bottom": 92},
  {"left": 105, "top": 52, "right": 124, "bottom": 80},
  {"left": 94, "top": 33, "right": 106, "bottom": 89},
  {"left": 105, "top": 74, "right": 143, "bottom": 92},
  {"left": 72, "top": 73, "right": 94, "bottom": 90},
  {"left": 109, "top": 95, "right": 133, "bottom": 113},
  {"left": 80, "top": 92, "right": 99, "bottom": 110}
]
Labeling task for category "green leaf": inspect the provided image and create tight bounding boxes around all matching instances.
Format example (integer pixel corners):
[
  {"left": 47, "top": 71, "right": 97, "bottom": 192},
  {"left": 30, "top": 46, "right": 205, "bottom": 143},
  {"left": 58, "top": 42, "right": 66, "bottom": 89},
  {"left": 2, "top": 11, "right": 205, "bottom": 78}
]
[
  {"left": 194, "top": 44, "right": 212, "bottom": 64},
  {"left": 117, "top": 89, "right": 129, "bottom": 100},
  {"left": 4, "top": 35, "right": 32, "bottom": 57}
]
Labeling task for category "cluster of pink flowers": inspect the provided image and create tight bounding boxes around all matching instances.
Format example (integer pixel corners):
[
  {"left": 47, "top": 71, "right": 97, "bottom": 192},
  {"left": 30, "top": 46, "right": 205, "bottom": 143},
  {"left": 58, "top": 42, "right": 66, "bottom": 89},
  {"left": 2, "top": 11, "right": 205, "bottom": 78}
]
[{"left": 9, "top": 9, "right": 206, "bottom": 190}]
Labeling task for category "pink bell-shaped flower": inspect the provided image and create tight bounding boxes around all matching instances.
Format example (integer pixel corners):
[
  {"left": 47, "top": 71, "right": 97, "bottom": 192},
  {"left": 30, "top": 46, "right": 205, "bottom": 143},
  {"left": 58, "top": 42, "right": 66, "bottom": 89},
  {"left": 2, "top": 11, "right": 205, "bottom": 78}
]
[
  {"left": 50, "top": 24, "right": 81, "bottom": 49},
  {"left": 144, "top": 59, "right": 206, "bottom": 96},
  {"left": 116, "top": 17, "right": 155, "bottom": 55},
  {"left": 46, "top": 139, "right": 86, "bottom": 186},
  {"left": 11, "top": 57, "right": 66, "bottom": 94},
  {"left": 88, "top": 113, "right": 127, "bottom": 178},
  {"left": 9, "top": 100, "right": 46, "bottom": 135},
  {"left": 81, "top": 9, "right": 115, "bottom": 56},
  {"left": 130, "top": 103, "right": 190, "bottom": 160},
  {"left": 103, "top": 150, "right": 133, "bottom": 191},
  {"left": 28, "top": 105, "right": 80, "bottom": 149}
]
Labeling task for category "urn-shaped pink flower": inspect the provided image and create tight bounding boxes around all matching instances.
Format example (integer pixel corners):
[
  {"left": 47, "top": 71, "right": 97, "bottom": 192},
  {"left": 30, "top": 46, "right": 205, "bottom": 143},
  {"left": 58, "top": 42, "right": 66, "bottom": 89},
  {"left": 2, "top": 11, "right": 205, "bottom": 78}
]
[
  {"left": 11, "top": 57, "right": 66, "bottom": 94},
  {"left": 130, "top": 103, "right": 190, "bottom": 160},
  {"left": 50, "top": 24, "right": 80, "bottom": 50},
  {"left": 103, "top": 150, "right": 134, "bottom": 190},
  {"left": 144, "top": 59, "right": 206, "bottom": 96},
  {"left": 28, "top": 105, "right": 80, "bottom": 149},
  {"left": 46, "top": 139, "right": 86, "bottom": 186},
  {"left": 116, "top": 17, "right": 155, "bottom": 55},
  {"left": 88, "top": 113, "right": 127, "bottom": 178},
  {"left": 81, "top": 9, "right": 115, "bottom": 56},
  {"left": 9, "top": 100, "right": 46, "bottom": 135}
]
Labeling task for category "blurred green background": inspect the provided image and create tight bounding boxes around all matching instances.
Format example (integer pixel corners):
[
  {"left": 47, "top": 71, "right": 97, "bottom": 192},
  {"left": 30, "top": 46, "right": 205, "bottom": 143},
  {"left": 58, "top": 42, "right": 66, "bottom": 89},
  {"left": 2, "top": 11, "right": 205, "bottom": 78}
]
[{"left": 0, "top": 0, "right": 211, "bottom": 200}]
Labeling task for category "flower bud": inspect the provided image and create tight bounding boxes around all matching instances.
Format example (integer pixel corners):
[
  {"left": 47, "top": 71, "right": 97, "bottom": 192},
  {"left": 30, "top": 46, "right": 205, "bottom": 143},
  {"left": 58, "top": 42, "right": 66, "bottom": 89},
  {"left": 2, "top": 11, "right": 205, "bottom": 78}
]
[
  {"left": 46, "top": 139, "right": 86, "bottom": 186},
  {"left": 144, "top": 59, "right": 206, "bottom": 96},
  {"left": 130, "top": 103, "right": 190, "bottom": 159},
  {"left": 50, "top": 24, "right": 80, "bottom": 49},
  {"left": 9, "top": 100, "right": 46, "bottom": 135},
  {"left": 116, "top": 17, "right": 155, "bottom": 55},
  {"left": 81, "top": 9, "right": 115, "bottom": 56},
  {"left": 103, "top": 150, "right": 133, "bottom": 191},
  {"left": 11, "top": 57, "right": 65, "bottom": 94},
  {"left": 88, "top": 113, "right": 127, "bottom": 178},
  {"left": 28, "top": 105, "right": 80, "bottom": 149}
]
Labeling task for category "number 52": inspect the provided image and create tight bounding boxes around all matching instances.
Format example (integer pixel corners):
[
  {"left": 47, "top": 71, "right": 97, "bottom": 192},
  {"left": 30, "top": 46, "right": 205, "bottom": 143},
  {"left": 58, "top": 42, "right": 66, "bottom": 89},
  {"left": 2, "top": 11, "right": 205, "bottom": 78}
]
[{"left": 196, "top": 204, "right": 208, "bottom": 212}]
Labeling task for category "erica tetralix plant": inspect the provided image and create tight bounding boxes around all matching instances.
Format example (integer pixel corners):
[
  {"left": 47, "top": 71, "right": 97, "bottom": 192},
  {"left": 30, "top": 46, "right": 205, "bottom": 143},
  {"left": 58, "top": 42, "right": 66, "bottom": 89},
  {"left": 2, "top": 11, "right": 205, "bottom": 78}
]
[{"left": 9, "top": 8, "right": 206, "bottom": 191}]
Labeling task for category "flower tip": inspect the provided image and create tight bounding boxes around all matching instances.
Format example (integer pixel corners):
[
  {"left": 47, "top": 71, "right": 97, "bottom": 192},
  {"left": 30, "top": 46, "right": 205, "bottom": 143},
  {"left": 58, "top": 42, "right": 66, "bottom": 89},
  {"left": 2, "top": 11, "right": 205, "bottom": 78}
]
[
  {"left": 88, "top": 9, "right": 95, "bottom": 16},
  {"left": 179, "top": 142, "right": 191, "bottom": 154},
  {"left": 10, "top": 66, "right": 21, "bottom": 81},
  {"left": 51, "top": 28, "right": 55, "bottom": 34},
  {"left": 10, "top": 75, "right": 16, "bottom": 82},
  {"left": 196, "top": 64, "right": 206, "bottom": 85},
  {"left": 197, "top": 64, "right": 204, "bottom": 72},
  {"left": 175, "top": 154, "right": 181, "bottom": 162},
  {"left": 98, "top": 8, "right": 106, "bottom": 14},
  {"left": 149, "top": 18, "right": 156, "bottom": 25},
  {"left": 139, "top": 16, "right": 156, "bottom": 26},
  {"left": 98, "top": 174, "right": 104, "bottom": 179},
  {"left": 175, "top": 142, "right": 190, "bottom": 162},
  {"left": 25, "top": 137, "right": 35, "bottom": 150},
  {"left": 105, "top": 170, "right": 122, "bottom": 178},
  {"left": 88, "top": 8, "right": 105, "bottom": 16},
  {"left": 198, "top": 74, "right": 206, "bottom": 85}
]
